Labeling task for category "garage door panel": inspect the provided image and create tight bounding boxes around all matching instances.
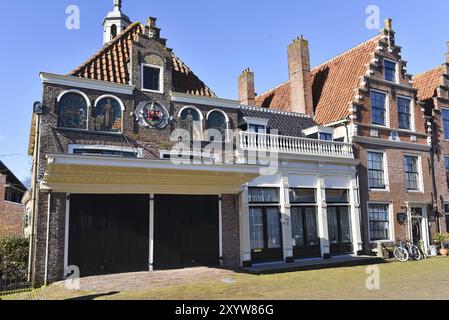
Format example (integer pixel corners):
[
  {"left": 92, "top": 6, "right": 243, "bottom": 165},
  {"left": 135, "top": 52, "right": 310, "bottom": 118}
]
[{"left": 68, "top": 194, "right": 150, "bottom": 277}]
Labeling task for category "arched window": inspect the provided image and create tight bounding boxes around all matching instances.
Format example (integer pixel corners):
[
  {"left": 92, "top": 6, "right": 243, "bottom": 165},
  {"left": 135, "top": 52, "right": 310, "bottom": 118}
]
[
  {"left": 206, "top": 110, "right": 228, "bottom": 142},
  {"left": 57, "top": 92, "right": 88, "bottom": 130},
  {"left": 111, "top": 24, "right": 118, "bottom": 39},
  {"left": 93, "top": 96, "right": 123, "bottom": 132},
  {"left": 179, "top": 107, "right": 203, "bottom": 140}
]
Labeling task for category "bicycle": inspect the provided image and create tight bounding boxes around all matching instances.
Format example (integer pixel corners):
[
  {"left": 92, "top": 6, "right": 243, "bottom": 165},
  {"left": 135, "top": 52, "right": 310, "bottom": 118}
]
[{"left": 393, "top": 240, "right": 422, "bottom": 262}]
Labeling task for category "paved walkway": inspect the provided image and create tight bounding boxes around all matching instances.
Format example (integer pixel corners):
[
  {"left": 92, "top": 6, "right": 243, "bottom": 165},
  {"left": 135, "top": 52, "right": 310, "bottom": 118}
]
[{"left": 54, "top": 267, "right": 236, "bottom": 292}]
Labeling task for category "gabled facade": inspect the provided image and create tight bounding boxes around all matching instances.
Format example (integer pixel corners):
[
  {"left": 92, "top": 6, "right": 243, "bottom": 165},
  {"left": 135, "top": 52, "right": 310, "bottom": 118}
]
[
  {"left": 254, "top": 19, "right": 436, "bottom": 253},
  {"left": 28, "top": 1, "right": 360, "bottom": 287}
]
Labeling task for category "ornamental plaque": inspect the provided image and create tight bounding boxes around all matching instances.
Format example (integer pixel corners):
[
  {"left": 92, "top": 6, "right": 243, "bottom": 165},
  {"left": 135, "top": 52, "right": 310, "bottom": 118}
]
[{"left": 135, "top": 101, "right": 169, "bottom": 129}]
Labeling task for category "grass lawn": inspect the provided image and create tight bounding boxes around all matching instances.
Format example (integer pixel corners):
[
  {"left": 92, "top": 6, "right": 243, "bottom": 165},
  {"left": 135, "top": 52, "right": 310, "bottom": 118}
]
[{"left": 3, "top": 258, "right": 449, "bottom": 300}]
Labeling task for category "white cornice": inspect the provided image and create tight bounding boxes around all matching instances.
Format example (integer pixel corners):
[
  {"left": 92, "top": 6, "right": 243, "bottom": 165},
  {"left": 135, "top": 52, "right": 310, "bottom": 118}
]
[
  {"left": 170, "top": 92, "right": 241, "bottom": 109},
  {"left": 40, "top": 72, "right": 136, "bottom": 95}
]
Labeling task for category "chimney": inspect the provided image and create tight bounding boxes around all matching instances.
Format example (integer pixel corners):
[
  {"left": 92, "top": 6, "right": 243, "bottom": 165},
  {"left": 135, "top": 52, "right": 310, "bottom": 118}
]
[
  {"left": 146, "top": 17, "right": 161, "bottom": 39},
  {"left": 288, "top": 35, "right": 313, "bottom": 115},
  {"left": 446, "top": 42, "right": 449, "bottom": 64},
  {"left": 238, "top": 68, "right": 256, "bottom": 106}
]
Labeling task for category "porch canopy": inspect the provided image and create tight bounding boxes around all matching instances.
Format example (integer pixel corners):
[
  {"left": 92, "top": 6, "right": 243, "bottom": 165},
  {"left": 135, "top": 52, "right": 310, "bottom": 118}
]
[{"left": 40, "top": 154, "right": 261, "bottom": 194}]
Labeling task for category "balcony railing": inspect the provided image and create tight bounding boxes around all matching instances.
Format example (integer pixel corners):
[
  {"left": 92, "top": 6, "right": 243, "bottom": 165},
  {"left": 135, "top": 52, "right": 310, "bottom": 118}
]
[{"left": 239, "top": 131, "right": 354, "bottom": 159}]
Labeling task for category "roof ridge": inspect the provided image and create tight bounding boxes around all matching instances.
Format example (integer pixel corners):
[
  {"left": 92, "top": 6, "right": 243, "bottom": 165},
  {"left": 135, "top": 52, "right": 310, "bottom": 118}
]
[
  {"left": 256, "top": 81, "right": 289, "bottom": 99},
  {"left": 240, "top": 105, "right": 312, "bottom": 118},
  {"left": 413, "top": 64, "right": 445, "bottom": 79},
  {"left": 69, "top": 21, "right": 143, "bottom": 76},
  {"left": 311, "top": 34, "right": 381, "bottom": 73}
]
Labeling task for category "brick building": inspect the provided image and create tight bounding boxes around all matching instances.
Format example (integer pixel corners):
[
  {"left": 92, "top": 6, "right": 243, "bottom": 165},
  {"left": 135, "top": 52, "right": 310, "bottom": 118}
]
[
  {"left": 413, "top": 44, "right": 449, "bottom": 234},
  {"left": 0, "top": 161, "right": 27, "bottom": 238},
  {"left": 28, "top": 1, "right": 360, "bottom": 286},
  {"left": 254, "top": 19, "right": 441, "bottom": 252}
]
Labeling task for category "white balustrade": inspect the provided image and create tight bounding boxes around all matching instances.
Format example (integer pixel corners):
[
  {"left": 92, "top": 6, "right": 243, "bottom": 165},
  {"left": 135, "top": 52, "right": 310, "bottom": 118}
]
[{"left": 239, "top": 131, "right": 354, "bottom": 159}]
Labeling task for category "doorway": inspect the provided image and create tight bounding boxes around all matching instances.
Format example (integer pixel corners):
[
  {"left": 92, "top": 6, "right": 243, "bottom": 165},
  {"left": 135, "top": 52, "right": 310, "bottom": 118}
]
[
  {"left": 327, "top": 206, "right": 353, "bottom": 255},
  {"left": 291, "top": 206, "right": 321, "bottom": 259}
]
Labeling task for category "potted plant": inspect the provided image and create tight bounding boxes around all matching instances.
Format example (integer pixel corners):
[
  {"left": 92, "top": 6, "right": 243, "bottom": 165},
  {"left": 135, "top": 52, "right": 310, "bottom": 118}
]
[{"left": 434, "top": 233, "right": 449, "bottom": 256}]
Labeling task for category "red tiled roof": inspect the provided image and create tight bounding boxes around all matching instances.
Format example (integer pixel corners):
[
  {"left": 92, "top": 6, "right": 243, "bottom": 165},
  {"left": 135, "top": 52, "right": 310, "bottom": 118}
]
[
  {"left": 255, "top": 35, "right": 381, "bottom": 125},
  {"left": 70, "top": 22, "right": 216, "bottom": 97},
  {"left": 412, "top": 65, "right": 444, "bottom": 102}
]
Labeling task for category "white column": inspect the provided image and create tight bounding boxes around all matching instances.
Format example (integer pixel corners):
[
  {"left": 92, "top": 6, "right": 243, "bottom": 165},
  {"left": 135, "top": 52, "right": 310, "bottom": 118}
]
[
  {"left": 63, "top": 194, "right": 70, "bottom": 279},
  {"left": 219, "top": 195, "right": 223, "bottom": 262},
  {"left": 149, "top": 194, "right": 155, "bottom": 271},
  {"left": 349, "top": 176, "right": 363, "bottom": 254},
  {"left": 239, "top": 186, "right": 252, "bottom": 266},
  {"left": 317, "top": 177, "right": 330, "bottom": 258},
  {"left": 280, "top": 174, "right": 293, "bottom": 261}
]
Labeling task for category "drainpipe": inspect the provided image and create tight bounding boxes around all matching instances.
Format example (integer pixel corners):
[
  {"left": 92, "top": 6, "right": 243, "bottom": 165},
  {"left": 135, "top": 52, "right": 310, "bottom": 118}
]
[
  {"left": 44, "top": 193, "right": 51, "bottom": 286},
  {"left": 429, "top": 113, "right": 440, "bottom": 233}
]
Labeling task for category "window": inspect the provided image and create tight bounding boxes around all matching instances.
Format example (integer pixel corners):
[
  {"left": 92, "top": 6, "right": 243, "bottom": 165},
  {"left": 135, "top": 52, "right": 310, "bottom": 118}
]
[
  {"left": 206, "top": 111, "right": 228, "bottom": 141},
  {"left": 57, "top": 92, "right": 88, "bottom": 129},
  {"left": 371, "top": 91, "right": 387, "bottom": 126},
  {"left": 446, "top": 157, "right": 449, "bottom": 189},
  {"left": 319, "top": 133, "right": 333, "bottom": 141},
  {"left": 289, "top": 189, "right": 316, "bottom": 204},
  {"left": 248, "top": 124, "right": 266, "bottom": 133},
  {"left": 180, "top": 107, "right": 202, "bottom": 140},
  {"left": 445, "top": 204, "right": 449, "bottom": 234},
  {"left": 111, "top": 24, "right": 117, "bottom": 39},
  {"left": 367, "top": 151, "right": 386, "bottom": 189},
  {"left": 368, "top": 204, "right": 391, "bottom": 241},
  {"left": 142, "top": 65, "right": 162, "bottom": 92},
  {"left": 404, "top": 155, "right": 420, "bottom": 191},
  {"left": 398, "top": 97, "right": 412, "bottom": 130},
  {"left": 93, "top": 97, "right": 123, "bottom": 132},
  {"left": 72, "top": 148, "right": 138, "bottom": 158},
  {"left": 384, "top": 60, "right": 397, "bottom": 82},
  {"left": 442, "top": 109, "right": 449, "bottom": 140},
  {"left": 325, "top": 190, "right": 349, "bottom": 204},
  {"left": 248, "top": 188, "right": 280, "bottom": 204}
]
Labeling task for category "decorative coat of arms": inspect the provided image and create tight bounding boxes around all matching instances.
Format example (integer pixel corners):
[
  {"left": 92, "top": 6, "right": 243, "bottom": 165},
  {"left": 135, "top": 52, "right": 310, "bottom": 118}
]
[{"left": 134, "top": 101, "right": 169, "bottom": 129}]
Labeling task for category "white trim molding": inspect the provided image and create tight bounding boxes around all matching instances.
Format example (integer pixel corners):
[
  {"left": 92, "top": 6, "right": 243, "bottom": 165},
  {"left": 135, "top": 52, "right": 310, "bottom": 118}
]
[
  {"left": 40, "top": 72, "right": 135, "bottom": 95},
  {"left": 353, "top": 136, "right": 431, "bottom": 151},
  {"left": 171, "top": 92, "right": 241, "bottom": 109},
  {"left": 177, "top": 105, "right": 205, "bottom": 121},
  {"left": 94, "top": 95, "right": 126, "bottom": 111},
  {"left": 141, "top": 63, "right": 164, "bottom": 94}
]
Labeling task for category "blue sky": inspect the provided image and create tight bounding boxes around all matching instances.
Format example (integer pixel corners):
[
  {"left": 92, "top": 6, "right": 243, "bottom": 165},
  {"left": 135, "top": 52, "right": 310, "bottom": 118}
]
[{"left": 0, "top": 0, "right": 448, "bottom": 181}]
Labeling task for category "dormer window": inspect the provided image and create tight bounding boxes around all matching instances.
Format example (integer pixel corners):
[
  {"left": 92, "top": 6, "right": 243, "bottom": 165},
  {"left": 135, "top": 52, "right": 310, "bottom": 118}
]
[
  {"left": 142, "top": 64, "right": 163, "bottom": 93},
  {"left": 384, "top": 59, "right": 397, "bottom": 83},
  {"left": 243, "top": 117, "right": 269, "bottom": 134},
  {"left": 303, "top": 126, "right": 334, "bottom": 141}
]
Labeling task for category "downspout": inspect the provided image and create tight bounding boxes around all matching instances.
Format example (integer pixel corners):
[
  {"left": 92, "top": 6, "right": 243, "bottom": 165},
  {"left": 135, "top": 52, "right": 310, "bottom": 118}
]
[
  {"left": 44, "top": 193, "right": 51, "bottom": 286},
  {"left": 430, "top": 117, "right": 440, "bottom": 233}
]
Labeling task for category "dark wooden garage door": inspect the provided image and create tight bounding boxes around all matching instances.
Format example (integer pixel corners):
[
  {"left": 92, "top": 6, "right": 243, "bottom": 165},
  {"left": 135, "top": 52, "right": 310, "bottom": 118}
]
[
  {"left": 68, "top": 194, "right": 149, "bottom": 277},
  {"left": 154, "top": 195, "right": 219, "bottom": 270}
]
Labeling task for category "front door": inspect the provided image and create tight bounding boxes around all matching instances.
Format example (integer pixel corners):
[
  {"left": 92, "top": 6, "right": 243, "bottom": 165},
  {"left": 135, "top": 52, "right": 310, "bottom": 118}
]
[
  {"left": 291, "top": 207, "right": 321, "bottom": 259},
  {"left": 411, "top": 207, "right": 424, "bottom": 246},
  {"left": 327, "top": 206, "right": 353, "bottom": 255},
  {"left": 249, "top": 207, "right": 283, "bottom": 262}
]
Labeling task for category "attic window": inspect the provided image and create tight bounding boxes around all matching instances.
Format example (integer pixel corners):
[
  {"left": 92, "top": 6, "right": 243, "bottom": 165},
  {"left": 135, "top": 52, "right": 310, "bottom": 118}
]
[
  {"left": 384, "top": 59, "right": 397, "bottom": 83},
  {"left": 142, "top": 64, "right": 163, "bottom": 93}
]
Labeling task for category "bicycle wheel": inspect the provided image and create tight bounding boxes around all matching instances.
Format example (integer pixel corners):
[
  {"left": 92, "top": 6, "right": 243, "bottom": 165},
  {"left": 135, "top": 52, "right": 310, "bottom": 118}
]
[
  {"left": 410, "top": 245, "right": 422, "bottom": 261},
  {"left": 393, "top": 247, "right": 409, "bottom": 262}
]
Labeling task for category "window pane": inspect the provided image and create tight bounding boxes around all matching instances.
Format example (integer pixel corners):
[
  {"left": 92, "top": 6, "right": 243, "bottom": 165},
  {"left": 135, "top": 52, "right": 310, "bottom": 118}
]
[
  {"left": 398, "top": 98, "right": 411, "bottom": 129},
  {"left": 289, "top": 189, "right": 316, "bottom": 203},
  {"left": 326, "top": 189, "right": 349, "bottom": 203},
  {"left": 327, "top": 207, "right": 339, "bottom": 244},
  {"left": 369, "top": 204, "right": 390, "bottom": 241},
  {"left": 443, "top": 110, "right": 449, "bottom": 140},
  {"left": 58, "top": 93, "right": 88, "bottom": 129},
  {"left": 206, "top": 111, "right": 227, "bottom": 141},
  {"left": 291, "top": 208, "right": 305, "bottom": 248},
  {"left": 93, "top": 98, "right": 122, "bottom": 132},
  {"left": 180, "top": 108, "right": 202, "bottom": 140},
  {"left": 371, "top": 91, "right": 386, "bottom": 126},
  {"left": 266, "top": 208, "right": 281, "bottom": 249},
  {"left": 143, "top": 66, "right": 161, "bottom": 91},
  {"left": 339, "top": 207, "right": 352, "bottom": 244},
  {"left": 249, "top": 208, "right": 264, "bottom": 250},
  {"left": 249, "top": 188, "right": 279, "bottom": 203},
  {"left": 304, "top": 207, "right": 319, "bottom": 246},
  {"left": 404, "top": 156, "right": 419, "bottom": 190},
  {"left": 384, "top": 60, "right": 396, "bottom": 82},
  {"left": 368, "top": 152, "right": 385, "bottom": 189},
  {"left": 319, "top": 133, "right": 333, "bottom": 141}
]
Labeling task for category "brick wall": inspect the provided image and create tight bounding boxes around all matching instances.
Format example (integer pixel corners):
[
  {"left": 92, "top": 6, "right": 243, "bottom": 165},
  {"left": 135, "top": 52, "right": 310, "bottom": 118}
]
[
  {"left": 0, "top": 174, "right": 24, "bottom": 238},
  {"left": 221, "top": 194, "right": 240, "bottom": 267}
]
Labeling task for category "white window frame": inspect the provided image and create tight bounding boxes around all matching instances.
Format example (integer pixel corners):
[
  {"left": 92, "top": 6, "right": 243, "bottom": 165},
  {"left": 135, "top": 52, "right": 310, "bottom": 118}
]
[
  {"left": 205, "top": 109, "right": 230, "bottom": 142},
  {"left": 441, "top": 108, "right": 449, "bottom": 141},
  {"left": 243, "top": 117, "right": 269, "bottom": 134},
  {"left": 383, "top": 58, "right": 399, "bottom": 84},
  {"left": 396, "top": 95, "right": 415, "bottom": 132},
  {"left": 403, "top": 153, "right": 424, "bottom": 193},
  {"left": 366, "top": 149, "right": 389, "bottom": 192},
  {"left": 141, "top": 63, "right": 164, "bottom": 94},
  {"left": 370, "top": 89, "right": 390, "bottom": 128},
  {"left": 177, "top": 105, "right": 204, "bottom": 141},
  {"left": 367, "top": 202, "right": 395, "bottom": 243},
  {"left": 57, "top": 89, "right": 91, "bottom": 131},
  {"left": 68, "top": 144, "right": 143, "bottom": 158},
  {"left": 93, "top": 95, "right": 126, "bottom": 133}
]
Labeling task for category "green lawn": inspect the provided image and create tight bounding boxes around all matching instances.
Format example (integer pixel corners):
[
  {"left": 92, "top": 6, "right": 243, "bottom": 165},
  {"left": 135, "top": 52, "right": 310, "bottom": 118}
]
[{"left": 4, "top": 258, "right": 449, "bottom": 300}]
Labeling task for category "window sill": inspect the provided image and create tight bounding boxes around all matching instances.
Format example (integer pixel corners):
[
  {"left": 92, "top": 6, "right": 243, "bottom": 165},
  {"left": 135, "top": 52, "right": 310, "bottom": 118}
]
[
  {"left": 56, "top": 127, "right": 123, "bottom": 136},
  {"left": 369, "top": 239, "right": 394, "bottom": 244},
  {"left": 142, "top": 88, "right": 164, "bottom": 94},
  {"left": 369, "top": 188, "right": 390, "bottom": 192}
]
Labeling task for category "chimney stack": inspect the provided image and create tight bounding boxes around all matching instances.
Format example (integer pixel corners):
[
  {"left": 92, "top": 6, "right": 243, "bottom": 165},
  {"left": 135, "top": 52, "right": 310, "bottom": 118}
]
[
  {"left": 446, "top": 42, "right": 449, "bottom": 64},
  {"left": 238, "top": 68, "right": 256, "bottom": 106},
  {"left": 288, "top": 35, "right": 313, "bottom": 115},
  {"left": 146, "top": 17, "right": 161, "bottom": 39}
]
